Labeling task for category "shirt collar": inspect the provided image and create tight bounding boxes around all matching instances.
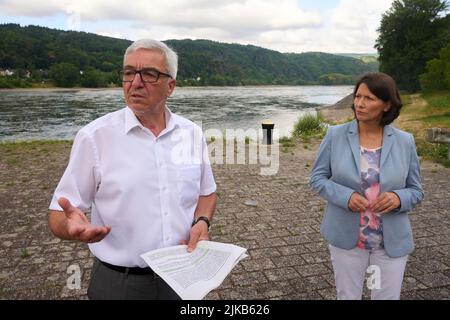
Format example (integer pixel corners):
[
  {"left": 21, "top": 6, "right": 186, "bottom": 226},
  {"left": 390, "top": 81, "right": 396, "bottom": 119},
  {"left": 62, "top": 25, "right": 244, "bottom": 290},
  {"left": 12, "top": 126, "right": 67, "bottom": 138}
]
[{"left": 124, "top": 106, "right": 178, "bottom": 135}]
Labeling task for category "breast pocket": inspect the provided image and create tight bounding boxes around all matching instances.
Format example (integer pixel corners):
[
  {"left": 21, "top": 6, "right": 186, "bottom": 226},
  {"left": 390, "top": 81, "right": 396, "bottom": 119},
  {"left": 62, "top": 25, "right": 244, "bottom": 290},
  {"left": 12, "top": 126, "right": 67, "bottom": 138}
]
[{"left": 176, "top": 165, "right": 201, "bottom": 210}]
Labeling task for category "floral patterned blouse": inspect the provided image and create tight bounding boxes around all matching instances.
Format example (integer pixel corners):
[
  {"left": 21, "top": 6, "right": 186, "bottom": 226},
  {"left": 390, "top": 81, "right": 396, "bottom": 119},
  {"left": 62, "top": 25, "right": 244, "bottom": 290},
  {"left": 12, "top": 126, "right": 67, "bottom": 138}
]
[{"left": 357, "top": 146, "right": 383, "bottom": 250}]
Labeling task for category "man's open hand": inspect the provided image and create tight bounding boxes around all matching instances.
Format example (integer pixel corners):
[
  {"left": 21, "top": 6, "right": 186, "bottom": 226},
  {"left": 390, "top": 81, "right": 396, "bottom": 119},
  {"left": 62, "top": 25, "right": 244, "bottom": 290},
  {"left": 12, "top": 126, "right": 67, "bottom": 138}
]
[{"left": 58, "top": 197, "right": 111, "bottom": 243}]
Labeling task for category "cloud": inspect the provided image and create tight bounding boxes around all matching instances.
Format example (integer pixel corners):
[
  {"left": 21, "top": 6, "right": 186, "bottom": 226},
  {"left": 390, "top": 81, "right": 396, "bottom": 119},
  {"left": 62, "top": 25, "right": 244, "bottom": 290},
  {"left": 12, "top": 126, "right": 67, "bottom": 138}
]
[
  {"left": 0, "top": 0, "right": 322, "bottom": 31},
  {"left": 330, "top": 0, "right": 393, "bottom": 30},
  {"left": 0, "top": 0, "right": 396, "bottom": 53},
  {"left": 0, "top": 0, "right": 67, "bottom": 16},
  {"left": 325, "top": 0, "right": 394, "bottom": 52}
]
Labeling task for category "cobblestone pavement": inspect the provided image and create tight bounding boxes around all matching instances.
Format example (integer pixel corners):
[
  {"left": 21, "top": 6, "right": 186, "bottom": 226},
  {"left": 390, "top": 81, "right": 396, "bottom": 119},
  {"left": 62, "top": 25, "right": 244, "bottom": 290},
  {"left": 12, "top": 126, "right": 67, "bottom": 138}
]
[{"left": 0, "top": 139, "right": 449, "bottom": 300}]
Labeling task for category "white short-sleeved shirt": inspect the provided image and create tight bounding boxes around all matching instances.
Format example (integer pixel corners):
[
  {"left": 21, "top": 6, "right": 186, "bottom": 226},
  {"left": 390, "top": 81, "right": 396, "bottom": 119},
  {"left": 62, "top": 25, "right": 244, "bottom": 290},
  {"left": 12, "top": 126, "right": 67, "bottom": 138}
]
[{"left": 49, "top": 106, "right": 216, "bottom": 267}]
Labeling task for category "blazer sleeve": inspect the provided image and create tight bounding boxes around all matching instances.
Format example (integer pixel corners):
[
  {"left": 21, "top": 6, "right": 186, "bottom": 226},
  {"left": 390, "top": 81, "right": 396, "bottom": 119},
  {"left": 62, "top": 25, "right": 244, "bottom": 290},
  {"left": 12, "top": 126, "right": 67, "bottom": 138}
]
[
  {"left": 391, "top": 134, "right": 424, "bottom": 213},
  {"left": 309, "top": 127, "right": 355, "bottom": 210}
]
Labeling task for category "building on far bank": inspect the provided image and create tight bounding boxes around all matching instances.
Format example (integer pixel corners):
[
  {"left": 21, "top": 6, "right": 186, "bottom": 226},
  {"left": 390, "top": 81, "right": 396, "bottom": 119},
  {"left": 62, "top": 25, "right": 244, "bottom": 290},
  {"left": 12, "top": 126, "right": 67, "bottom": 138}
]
[{"left": 0, "top": 69, "right": 15, "bottom": 76}]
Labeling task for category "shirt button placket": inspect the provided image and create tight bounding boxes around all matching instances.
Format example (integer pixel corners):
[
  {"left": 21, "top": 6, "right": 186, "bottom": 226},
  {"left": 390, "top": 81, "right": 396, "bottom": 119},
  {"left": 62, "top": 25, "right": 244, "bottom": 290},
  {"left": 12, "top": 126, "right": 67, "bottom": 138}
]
[{"left": 156, "top": 140, "right": 170, "bottom": 245}]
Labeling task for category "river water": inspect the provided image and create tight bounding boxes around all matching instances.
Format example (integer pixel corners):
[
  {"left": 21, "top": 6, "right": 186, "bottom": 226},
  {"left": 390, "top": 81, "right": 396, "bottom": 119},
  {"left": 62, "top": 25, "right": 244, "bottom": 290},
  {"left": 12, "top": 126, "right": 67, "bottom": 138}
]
[{"left": 0, "top": 85, "right": 353, "bottom": 141}]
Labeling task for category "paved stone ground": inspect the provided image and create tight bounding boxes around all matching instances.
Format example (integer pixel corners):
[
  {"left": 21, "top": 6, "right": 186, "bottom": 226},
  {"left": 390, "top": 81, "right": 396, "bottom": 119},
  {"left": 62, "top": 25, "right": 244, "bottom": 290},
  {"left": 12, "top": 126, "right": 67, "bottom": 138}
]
[{"left": 0, "top": 138, "right": 449, "bottom": 300}]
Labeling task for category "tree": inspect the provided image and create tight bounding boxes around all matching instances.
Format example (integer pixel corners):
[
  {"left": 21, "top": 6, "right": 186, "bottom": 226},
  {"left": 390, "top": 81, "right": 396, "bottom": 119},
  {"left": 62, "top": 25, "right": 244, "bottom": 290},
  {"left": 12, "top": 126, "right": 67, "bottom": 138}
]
[
  {"left": 420, "top": 43, "right": 450, "bottom": 91},
  {"left": 49, "top": 62, "right": 79, "bottom": 87},
  {"left": 375, "top": 0, "right": 450, "bottom": 92},
  {"left": 80, "top": 67, "right": 107, "bottom": 88}
]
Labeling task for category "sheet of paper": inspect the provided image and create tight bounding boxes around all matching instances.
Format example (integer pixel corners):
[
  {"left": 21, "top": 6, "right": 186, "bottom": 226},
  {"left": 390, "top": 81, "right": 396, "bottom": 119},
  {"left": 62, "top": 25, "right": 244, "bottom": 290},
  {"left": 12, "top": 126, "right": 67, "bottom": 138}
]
[{"left": 140, "top": 240, "right": 248, "bottom": 300}]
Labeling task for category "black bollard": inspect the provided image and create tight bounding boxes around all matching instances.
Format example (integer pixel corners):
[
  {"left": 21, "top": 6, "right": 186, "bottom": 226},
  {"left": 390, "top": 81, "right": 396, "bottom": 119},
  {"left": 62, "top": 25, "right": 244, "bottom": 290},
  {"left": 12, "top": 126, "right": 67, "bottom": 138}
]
[{"left": 262, "top": 120, "right": 275, "bottom": 145}]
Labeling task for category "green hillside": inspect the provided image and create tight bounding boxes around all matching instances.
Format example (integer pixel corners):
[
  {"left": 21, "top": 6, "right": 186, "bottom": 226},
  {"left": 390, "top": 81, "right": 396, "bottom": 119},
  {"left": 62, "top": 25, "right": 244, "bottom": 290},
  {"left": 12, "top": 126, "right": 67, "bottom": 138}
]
[{"left": 0, "top": 24, "right": 378, "bottom": 87}]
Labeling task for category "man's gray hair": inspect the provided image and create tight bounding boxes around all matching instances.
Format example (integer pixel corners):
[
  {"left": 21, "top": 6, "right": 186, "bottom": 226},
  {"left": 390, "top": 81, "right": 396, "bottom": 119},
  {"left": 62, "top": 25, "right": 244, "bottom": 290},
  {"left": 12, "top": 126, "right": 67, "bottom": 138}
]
[{"left": 124, "top": 39, "right": 178, "bottom": 79}]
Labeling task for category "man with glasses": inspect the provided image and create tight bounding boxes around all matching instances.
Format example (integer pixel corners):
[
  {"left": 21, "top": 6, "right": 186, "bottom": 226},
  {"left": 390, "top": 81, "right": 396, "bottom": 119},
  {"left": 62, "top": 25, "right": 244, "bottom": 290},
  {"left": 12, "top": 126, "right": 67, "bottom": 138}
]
[{"left": 48, "top": 39, "right": 217, "bottom": 299}]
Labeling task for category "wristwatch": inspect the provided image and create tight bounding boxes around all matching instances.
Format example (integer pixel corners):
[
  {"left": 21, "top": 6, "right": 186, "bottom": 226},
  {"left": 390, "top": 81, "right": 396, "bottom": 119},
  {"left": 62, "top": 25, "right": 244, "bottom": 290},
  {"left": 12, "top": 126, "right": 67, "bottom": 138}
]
[{"left": 192, "top": 216, "right": 211, "bottom": 231}]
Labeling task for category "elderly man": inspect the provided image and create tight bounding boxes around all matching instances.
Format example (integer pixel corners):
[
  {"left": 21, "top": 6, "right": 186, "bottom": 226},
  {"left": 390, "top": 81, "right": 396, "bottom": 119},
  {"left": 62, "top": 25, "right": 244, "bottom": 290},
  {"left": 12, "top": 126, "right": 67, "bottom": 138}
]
[{"left": 48, "top": 39, "right": 217, "bottom": 300}]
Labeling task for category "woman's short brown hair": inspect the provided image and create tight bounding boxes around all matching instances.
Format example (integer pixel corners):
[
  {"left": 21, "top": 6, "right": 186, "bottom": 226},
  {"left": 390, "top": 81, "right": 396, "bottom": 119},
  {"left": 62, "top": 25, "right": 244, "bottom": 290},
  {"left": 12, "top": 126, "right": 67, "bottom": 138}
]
[{"left": 351, "top": 72, "right": 403, "bottom": 126}]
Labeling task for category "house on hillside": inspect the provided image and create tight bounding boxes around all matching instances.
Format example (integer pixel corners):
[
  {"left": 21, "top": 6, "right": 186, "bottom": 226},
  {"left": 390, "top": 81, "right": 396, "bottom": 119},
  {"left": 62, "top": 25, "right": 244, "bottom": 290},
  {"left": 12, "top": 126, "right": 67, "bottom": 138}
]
[{"left": 0, "top": 69, "right": 15, "bottom": 76}]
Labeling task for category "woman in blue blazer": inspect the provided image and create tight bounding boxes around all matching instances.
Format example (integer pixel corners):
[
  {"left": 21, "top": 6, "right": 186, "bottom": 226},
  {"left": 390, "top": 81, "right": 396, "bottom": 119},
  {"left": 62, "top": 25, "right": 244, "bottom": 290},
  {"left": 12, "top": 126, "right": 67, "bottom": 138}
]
[{"left": 310, "top": 72, "right": 424, "bottom": 300}]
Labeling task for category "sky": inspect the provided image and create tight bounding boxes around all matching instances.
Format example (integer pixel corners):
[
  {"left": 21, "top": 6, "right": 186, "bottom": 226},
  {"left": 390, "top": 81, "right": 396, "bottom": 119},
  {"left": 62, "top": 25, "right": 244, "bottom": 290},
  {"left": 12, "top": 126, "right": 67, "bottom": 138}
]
[{"left": 0, "top": 0, "right": 396, "bottom": 54}]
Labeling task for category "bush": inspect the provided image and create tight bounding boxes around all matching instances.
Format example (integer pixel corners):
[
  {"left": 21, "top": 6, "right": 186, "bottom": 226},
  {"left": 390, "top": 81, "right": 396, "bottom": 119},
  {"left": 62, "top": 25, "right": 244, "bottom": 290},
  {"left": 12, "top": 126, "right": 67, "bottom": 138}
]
[
  {"left": 292, "top": 113, "right": 326, "bottom": 138},
  {"left": 0, "top": 77, "right": 14, "bottom": 88},
  {"left": 0, "top": 77, "right": 32, "bottom": 88},
  {"left": 416, "top": 138, "right": 450, "bottom": 167},
  {"left": 420, "top": 43, "right": 450, "bottom": 93}
]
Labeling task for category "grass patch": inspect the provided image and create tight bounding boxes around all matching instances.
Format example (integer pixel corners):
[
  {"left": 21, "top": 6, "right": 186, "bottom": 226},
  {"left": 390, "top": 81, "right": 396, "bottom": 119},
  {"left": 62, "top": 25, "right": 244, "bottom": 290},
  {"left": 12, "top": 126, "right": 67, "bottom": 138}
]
[
  {"left": 401, "top": 91, "right": 450, "bottom": 127},
  {"left": 6, "top": 158, "right": 20, "bottom": 166},
  {"left": 279, "top": 136, "right": 296, "bottom": 148},
  {"left": 422, "top": 91, "right": 450, "bottom": 110},
  {"left": 0, "top": 140, "right": 73, "bottom": 166},
  {"left": 21, "top": 248, "right": 30, "bottom": 259},
  {"left": 279, "top": 136, "right": 292, "bottom": 143},
  {"left": 290, "top": 182, "right": 304, "bottom": 187},
  {"left": 282, "top": 141, "right": 296, "bottom": 147},
  {"left": 0, "top": 139, "right": 72, "bottom": 146},
  {"left": 0, "top": 140, "right": 72, "bottom": 154},
  {"left": 206, "top": 136, "right": 252, "bottom": 145},
  {"left": 0, "top": 286, "right": 10, "bottom": 299},
  {"left": 301, "top": 136, "right": 311, "bottom": 143},
  {"left": 292, "top": 113, "right": 326, "bottom": 138},
  {"left": 420, "top": 92, "right": 450, "bottom": 128},
  {"left": 401, "top": 94, "right": 412, "bottom": 106},
  {"left": 421, "top": 112, "right": 450, "bottom": 126}
]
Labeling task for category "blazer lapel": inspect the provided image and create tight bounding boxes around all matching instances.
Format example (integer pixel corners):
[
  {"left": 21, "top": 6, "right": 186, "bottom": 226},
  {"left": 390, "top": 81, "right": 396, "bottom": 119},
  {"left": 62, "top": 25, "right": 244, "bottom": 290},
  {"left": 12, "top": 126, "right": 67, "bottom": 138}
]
[
  {"left": 380, "top": 125, "right": 394, "bottom": 168},
  {"left": 347, "top": 120, "right": 361, "bottom": 174}
]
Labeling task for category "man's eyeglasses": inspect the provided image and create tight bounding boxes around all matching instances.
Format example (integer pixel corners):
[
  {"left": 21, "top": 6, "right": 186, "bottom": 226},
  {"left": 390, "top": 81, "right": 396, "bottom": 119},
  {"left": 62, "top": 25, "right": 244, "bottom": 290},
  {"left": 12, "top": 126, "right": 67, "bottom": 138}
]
[{"left": 119, "top": 68, "right": 172, "bottom": 83}]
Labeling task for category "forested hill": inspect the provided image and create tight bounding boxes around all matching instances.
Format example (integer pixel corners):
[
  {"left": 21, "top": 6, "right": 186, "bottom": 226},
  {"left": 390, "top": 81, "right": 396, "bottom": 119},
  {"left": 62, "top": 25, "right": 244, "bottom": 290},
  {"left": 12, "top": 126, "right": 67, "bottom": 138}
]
[
  {"left": 0, "top": 24, "right": 130, "bottom": 76},
  {"left": 0, "top": 24, "right": 378, "bottom": 87},
  {"left": 166, "top": 40, "right": 378, "bottom": 85}
]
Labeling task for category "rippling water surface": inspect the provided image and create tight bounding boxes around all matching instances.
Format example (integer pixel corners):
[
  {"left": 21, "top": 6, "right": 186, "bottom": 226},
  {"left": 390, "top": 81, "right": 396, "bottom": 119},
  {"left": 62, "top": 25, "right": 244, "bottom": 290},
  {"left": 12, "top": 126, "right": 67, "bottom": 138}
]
[{"left": 0, "top": 86, "right": 353, "bottom": 141}]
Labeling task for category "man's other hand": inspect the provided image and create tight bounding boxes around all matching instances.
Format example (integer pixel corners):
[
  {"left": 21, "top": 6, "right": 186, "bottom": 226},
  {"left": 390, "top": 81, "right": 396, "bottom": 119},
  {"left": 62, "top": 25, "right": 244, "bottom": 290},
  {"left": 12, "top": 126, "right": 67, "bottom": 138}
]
[{"left": 180, "top": 221, "right": 209, "bottom": 252}]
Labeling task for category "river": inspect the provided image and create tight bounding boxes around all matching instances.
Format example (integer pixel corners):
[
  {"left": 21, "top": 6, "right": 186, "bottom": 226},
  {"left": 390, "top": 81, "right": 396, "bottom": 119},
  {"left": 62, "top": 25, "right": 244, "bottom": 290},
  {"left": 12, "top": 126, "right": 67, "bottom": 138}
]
[{"left": 0, "top": 85, "right": 353, "bottom": 141}]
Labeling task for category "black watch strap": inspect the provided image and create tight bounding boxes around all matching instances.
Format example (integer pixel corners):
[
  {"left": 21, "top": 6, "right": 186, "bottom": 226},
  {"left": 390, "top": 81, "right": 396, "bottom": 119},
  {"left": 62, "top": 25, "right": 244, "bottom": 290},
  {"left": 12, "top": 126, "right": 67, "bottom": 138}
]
[{"left": 192, "top": 216, "right": 211, "bottom": 229}]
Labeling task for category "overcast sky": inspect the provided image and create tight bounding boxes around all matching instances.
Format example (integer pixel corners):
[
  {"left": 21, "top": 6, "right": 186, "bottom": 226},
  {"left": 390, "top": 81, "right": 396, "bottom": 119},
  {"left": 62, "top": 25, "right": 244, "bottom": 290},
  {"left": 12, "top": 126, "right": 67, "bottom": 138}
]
[{"left": 0, "top": 0, "right": 395, "bottom": 53}]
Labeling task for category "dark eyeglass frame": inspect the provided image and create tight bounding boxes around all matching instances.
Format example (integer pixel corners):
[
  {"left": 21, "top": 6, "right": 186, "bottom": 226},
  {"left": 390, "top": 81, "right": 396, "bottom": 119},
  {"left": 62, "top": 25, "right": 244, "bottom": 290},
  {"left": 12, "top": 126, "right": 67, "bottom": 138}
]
[{"left": 119, "top": 68, "right": 173, "bottom": 83}]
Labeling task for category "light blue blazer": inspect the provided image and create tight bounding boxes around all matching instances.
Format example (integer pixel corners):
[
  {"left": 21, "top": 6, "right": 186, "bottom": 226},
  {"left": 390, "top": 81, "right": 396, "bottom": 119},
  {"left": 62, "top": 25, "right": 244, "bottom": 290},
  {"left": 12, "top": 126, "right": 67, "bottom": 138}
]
[{"left": 310, "top": 120, "right": 424, "bottom": 258}]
